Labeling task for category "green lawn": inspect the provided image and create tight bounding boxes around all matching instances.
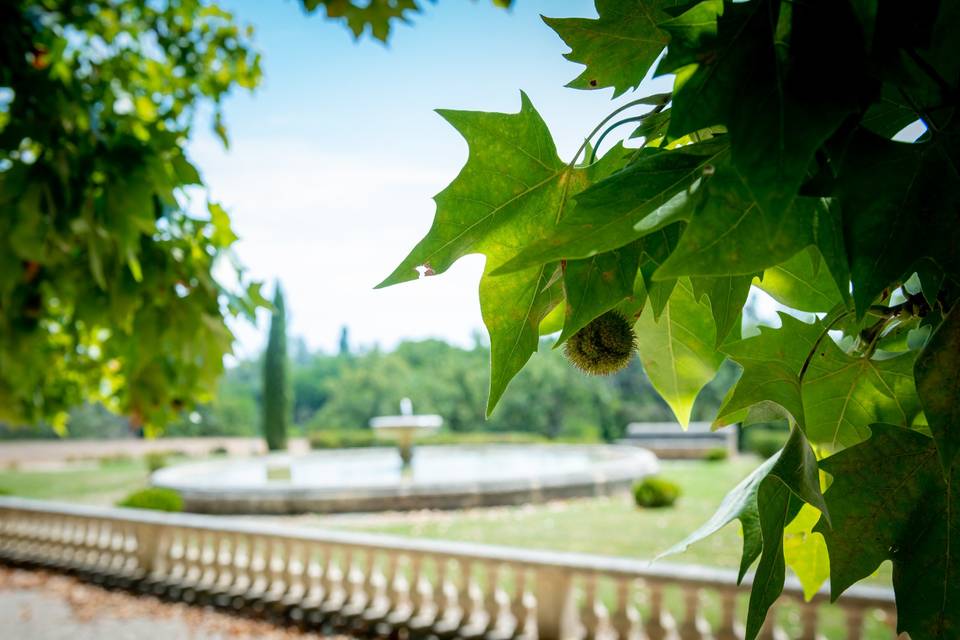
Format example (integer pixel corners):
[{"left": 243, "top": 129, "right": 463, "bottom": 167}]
[
  {"left": 328, "top": 457, "right": 758, "bottom": 569},
  {"left": 0, "top": 458, "right": 154, "bottom": 505}
]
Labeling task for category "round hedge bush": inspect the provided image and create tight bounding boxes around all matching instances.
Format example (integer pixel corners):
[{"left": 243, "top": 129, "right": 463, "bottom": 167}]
[
  {"left": 117, "top": 487, "right": 183, "bottom": 512},
  {"left": 704, "top": 447, "right": 729, "bottom": 461},
  {"left": 633, "top": 476, "right": 681, "bottom": 508}
]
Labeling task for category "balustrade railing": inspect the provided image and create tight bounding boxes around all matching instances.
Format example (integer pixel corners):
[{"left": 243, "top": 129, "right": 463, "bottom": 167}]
[{"left": 0, "top": 497, "right": 899, "bottom": 639}]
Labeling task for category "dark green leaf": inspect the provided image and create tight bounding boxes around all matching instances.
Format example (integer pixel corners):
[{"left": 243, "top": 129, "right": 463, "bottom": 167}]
[
  {"left": 915, "top": 307, "right": 960, "bottom": 469},
  {"left": 494, "top": 139, "right": 727, "bottom": 275},
  {"left": 690, "top": 274, "right": 752, "bottom": 346},
  {"left": 557, "top": 242, "right": 642, "bottom": 345},
  {"left": 834, "top": 128, "right": 960, "bottom": 316},
  {"left": 816, "top": 425, "right": 960, "bottom": 639}
]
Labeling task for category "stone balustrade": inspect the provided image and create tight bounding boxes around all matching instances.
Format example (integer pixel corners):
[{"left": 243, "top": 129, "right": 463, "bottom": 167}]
[{"left": 0, "top": 497, "right": 899, "bottom": 639}]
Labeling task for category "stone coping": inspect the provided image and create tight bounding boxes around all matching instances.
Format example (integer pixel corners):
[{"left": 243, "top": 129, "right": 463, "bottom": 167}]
[
  {"left": 150, "top": 444, "right": 659, "bottom": 515},
  {"left": 0, "top": 495, "right": 895, "bottom": 609}
]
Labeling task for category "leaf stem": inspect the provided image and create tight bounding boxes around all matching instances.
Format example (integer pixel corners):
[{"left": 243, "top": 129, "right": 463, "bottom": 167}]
[
  {"left": 587, "top": 115, "right": 646, "bottom": 164},
  {"left": 798, "top": 309, "right": 854, "bottom": 385},
  {"left": 571, "top": 95, "right": 669, "bottom": 167}
]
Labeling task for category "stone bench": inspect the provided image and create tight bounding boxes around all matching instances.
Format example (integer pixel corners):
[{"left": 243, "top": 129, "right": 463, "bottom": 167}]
[{"left": 619, "top": 421, "right": 737, "bottom": 459}]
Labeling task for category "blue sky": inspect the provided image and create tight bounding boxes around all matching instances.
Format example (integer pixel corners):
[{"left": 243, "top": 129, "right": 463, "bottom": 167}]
[{"left": 190, "top": 1, "right": 673, "bottom": 357}]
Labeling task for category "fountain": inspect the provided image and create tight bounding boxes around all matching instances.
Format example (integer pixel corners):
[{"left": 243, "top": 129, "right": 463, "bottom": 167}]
[
  {"left": 151, "top": 402, "right": 659, "bottom": 515},
  {"left": 368, "top": 398, "right": 442, "bottom": 467}
]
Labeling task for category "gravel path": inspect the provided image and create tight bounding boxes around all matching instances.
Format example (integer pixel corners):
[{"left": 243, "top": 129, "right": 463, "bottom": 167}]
[{"left": 0, "top": 567, "right": 339, "bottom": 639}]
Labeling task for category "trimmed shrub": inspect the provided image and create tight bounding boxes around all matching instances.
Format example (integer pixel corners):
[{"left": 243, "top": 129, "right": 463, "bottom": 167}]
[
  {"left": 308, "top": 430, "right": 381, "bottom": 450},
  {"left": 633, "top": 476, "right": 681, "bottom": 508},
  {"left": 144, "top": 451, "right": 168, "bottom": 473},
  {"left": 744, "top": 429, "right": 789, "bottom": 459},
  {"left": 210, "top": 446, "right": 230, "bottom": 456},
  {"left": 0, "top": 488, "right": 11, "bottom": 496},
  {"left": 98, "top": 453, "right": 132, "bottom": 468},
  {"left": 117, "top": 487, "right": 183, "bottom": 512},
  {"left": 704, "top": 447, "right": 729, "bottom": 462}
]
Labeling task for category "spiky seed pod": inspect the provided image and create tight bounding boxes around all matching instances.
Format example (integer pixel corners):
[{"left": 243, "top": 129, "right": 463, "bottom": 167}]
[{"left": 563, "top": 310, "right": 636, "bottom": 375}]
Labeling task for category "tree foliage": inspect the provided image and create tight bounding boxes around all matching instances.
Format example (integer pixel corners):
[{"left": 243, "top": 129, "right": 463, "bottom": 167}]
[
  {"left": 0, "top": 0, "right": 507, "bottom": 433},
  {"left": 0, "top": 0, "right": 266, "bottom": 432},
  {"left": 262, "top": 284, "right": 288, "bottom": 451},
  {"left": 382, "top": 1, "right": 960, "bottom": 637}
]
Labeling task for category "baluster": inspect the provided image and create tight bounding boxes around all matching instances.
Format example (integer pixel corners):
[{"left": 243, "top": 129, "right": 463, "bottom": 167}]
[
  {"left": 533, "top": 566, "right": 577, "bottom": 640},
  {"left": 230, "top": 534, "right": 257, "bottom": 608},
  {"left": 799, "top": 599, "right": 819, "bottom": 640},
  {"left": 482, "top": 562, "right": 502, "bottom": 634},
  {"left": 714, "top": 589, "right": 740, "bottom": 640},
  {"left": 845, "top": 605, "right": 865, "bottom": 640},
  {"left": 459, "top": 558, "right": 476, "bottom": 626},
  {"left": 210, "top": 532, "right": 236, "bottom": 602},
  {"left": 319, "top": 547, "right": 351, "bottom": 619},
  {"left": 581, "top": 573, "right": 601, "bottom": 640},
  {"left": 510, "top": 567, "right": 531, "bottom": 639},
  {"left": 679, "top": 586, "right": 705, "bottom": 639},
  {"left": 434, "top": 557, "right": 453, "bottom": 622},
  {"left": 611, "top": 577, "right": 636, "bottom": 640},
  {"left": 643, "top": 582, "right": 671, "bottom": 640},
  {"left": 362, "top": 550, "right": 399, "bottom": 629}
]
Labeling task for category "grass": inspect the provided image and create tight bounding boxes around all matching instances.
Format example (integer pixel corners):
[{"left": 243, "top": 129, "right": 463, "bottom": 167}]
[
  {"left": 328, "top": 458, "right": 759, "bottom": 569},
  {"left": 0, "top": 458, "right": 153, "bottom": 505}
]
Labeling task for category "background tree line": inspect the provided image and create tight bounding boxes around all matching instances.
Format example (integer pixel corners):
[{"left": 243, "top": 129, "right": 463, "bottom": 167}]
[{"left": 3, "top": 326, "right": 738, "bottom": 443}]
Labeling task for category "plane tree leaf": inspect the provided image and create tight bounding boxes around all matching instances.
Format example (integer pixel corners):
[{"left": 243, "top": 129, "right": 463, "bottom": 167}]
[
  {"left": 378, "top": 93, "right": 628, "bottom": 413},
  {"left": 756, "top": 248, "right": 845, "bottom": 314},
  {"left": 658, "top": 426, "right": 827, "bottom": 639},
  {"left": 557, "top": 242, "right": 642, "bottom": 345},
  {"left": 833, "top": 128, "right": 960, "bottom": 316},
  {"left": 633, "top": 278, "right": 723, "bottom": 427},
  {"left": 914, "top": 306, "right": 960, "bottom": 470},
  {"left": 494, "top": 138, "right": 728, "bottom": 275},
  {"left": 690, "top": 274, "right": 752, "bottom": 346},
  {"left": 544, "top": 0, "right": 679, "bottom": 97},
  {"left": 715, "top": 313, "right": 823, "bottom": 429},
  {"left": 802, "top": 339, "right": 921, "bottom": 448},
  {"left": 783, "top": 504, "right": 831, "bottom": 601},
  {"left": 816, "top": 425, "right": 960, "bottom": 639}
]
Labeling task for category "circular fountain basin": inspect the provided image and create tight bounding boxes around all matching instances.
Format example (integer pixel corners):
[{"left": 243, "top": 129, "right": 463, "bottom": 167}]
[{"left": 151, "top": 444, "right": 658, "bottom": 515}]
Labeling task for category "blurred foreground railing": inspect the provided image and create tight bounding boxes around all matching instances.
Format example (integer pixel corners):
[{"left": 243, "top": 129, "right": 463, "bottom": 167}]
[{"left": 0, "top": 497, "right": 898, "bottom": 639}]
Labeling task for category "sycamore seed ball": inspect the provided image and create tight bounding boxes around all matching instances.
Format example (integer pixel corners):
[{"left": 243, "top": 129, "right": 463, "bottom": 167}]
[{"left": 563, "top": 311, "right": 636, "bottom": 376}]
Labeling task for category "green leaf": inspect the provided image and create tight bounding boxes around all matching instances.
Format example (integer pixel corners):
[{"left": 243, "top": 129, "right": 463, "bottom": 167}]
[
  {"left": 915, "top": 307, "right": 960, "bottom": 470},
  {"left": 716, "top": 313, "right": 823, "bottom": 428},
  {"left": 667, "top": 0, "right": 862, "bottom": 213},
  {"left": 745, "top": 481, "right": 801, "bottom": 640},
  {"left": 657, "top": 452, "right": 776, "bottom": 581},
  {"left": 544, "top": 0, "right": 677, "bottom": 97},
  {"left": 654, "top": 166, "right": 825, "bottom": 278},
  {"left": 638, "top": 222, "right": 683, "bottom": 319},
  {"left": 834, "top": 128, "right": 960, "bottom": 316},
  {"left": 481, "top": 264, "right": 563, "bottom": 415},
  {"left": 816, "top": 425, "right": 959, "bottom": 639},
  {"left": 659, "top": 425, "right": 827, "bottom": 635},
  {"left": 802, "top": 341, "right": 920, "bottom": 448},
  {"left": 557, "top": 242, "right": 642, "bottom": 345},
  {"left": 783, "top": 504, "right": 831, "bottom": 601},
  {"left": 378, "top": 93, "right": 626, "bottom": 413},
  {"left": 690, "top": 274, "right": 752, "bottom": 346},
  {"left": 756, "top": 247, "right": 844, "bottom": 313},
  {"left": 494, "top": 139, "right": 727, "bottom": 275},
  {"left": 634, "top": 278, "right": 723, "bottom": 427},
  {"left": 379, "top": 92, "right": 614, "bottom": 288}
]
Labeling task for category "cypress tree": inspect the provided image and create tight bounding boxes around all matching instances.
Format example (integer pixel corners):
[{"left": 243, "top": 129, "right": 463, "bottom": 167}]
[{"left": 262, "top": 283, "right": 288, "bottom": 451}]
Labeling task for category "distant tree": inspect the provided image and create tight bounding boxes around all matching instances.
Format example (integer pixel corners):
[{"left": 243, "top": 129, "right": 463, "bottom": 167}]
[
  {"left": 338, "top": 326, "right": 351, "bottom": 358},
  {"left": 262, "top": 284, "right": 288, "bottom": 451}
]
